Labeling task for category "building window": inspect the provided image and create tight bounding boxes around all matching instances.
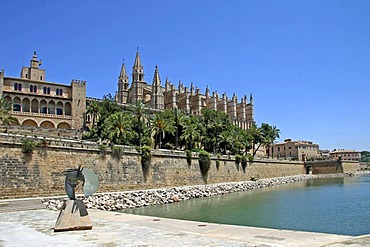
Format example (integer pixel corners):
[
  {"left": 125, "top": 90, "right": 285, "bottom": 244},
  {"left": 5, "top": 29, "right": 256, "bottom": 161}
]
[
  {"left": 30, "top": 85, "right": 38, "bottom": 93},
  {"left": 43, "top": 87, "right": 50, "bottom": 94},
  {"left": 40, "top": 76, "right": 43, "bottom": 80},
  {"left": 13, "top": 104, "right": 21, "bottom": 111},
  {"left": 14, "top": 83, "right": 22, "bottom": 91},
  {"left": 56, "top": 108, "right": 63, "bottom": 115},
  {"left": 56, "top": 88, "right": 63, "bottom": 96},
  {"left": 41, "top": 107, "right": 47, "bottom": 114}
]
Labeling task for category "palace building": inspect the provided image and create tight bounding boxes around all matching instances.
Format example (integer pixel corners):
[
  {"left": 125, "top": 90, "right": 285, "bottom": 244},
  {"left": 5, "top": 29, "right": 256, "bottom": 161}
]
[
  {"left": 0, "top": 51, "right": 86, "bottom": 132},
  {"left": 116, "top": 50, "right": 254, "bottom": 130}
]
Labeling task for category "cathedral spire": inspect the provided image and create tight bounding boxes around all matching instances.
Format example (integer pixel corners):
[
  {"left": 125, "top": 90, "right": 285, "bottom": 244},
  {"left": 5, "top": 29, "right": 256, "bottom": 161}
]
[
  {"left": 117, "top": 60, "right": 129, "bottom": 104},
  {"left": 151, "top": 65, "right": 164, "bottom": 110},
  {"left": 152, "top": 65, "right": 161, "bottom": 86},
  {"left": 119, "top": 61, "right": 128, "bottom": 81},
  {"left": 132, "top": 49, "right": 145, "bottom": 82}
]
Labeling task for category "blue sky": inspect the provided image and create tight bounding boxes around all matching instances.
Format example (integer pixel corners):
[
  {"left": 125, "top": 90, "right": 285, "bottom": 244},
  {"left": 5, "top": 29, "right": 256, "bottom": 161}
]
[{"left": 1, "top": 0, "right": 369, "bottom": 151}]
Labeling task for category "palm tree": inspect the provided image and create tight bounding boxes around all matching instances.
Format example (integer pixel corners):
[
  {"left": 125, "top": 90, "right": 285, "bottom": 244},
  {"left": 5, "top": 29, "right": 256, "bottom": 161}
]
[
  {"left": 102, "top": 112, "right": 133, "bottom": 145},
  {"left": 266, "top": 125, "right": 280, "bottom": 158},
  {"left": 0, "top": 98, "right": 18, "bottom": 126},
  {"left": 248, "top": 124, "right": 263, "bottom": 157},
  {"left": 172, "top": 108, "right": 186, "bottom": 149},
  {"left": 150, "top": 112, "right": 175, "bottom": 149},
  {"left": 128, "top": 101, "right": 149, "bottom": 147},
  {"left": 239, "top": 130, "right": 252, "bottom": 155},
  {"left": 180, "top": 116, "right": 201, "bottom": 151},
  {"left": 218, "top": 131, "right": 232, "bottom": 155},
  {"left": 86, "top": 100, "right": 101, "bottom": 127}
]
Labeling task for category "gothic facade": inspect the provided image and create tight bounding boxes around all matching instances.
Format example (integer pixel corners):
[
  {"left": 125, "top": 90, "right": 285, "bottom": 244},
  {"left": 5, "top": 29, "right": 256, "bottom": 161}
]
[{"left": 116, "top": 51, "right": 254, "bottom": 130}]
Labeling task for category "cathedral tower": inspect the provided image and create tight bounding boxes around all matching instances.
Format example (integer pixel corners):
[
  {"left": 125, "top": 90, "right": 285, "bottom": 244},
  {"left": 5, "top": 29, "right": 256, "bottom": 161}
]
[
  {"left": 129, "top": 49, "right": 146, "bottom": 102},
  {"left": 116, "top": 62, "right": 129, "bottom": 104},
  {"left": 151, "top": 65, "right": 164, "bottom": 109}
]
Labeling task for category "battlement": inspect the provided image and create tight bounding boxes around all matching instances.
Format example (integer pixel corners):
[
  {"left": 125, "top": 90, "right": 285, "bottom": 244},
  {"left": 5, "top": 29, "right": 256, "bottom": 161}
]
[{"left": 71, "top": 79, "right": 86, "bottom": 86}]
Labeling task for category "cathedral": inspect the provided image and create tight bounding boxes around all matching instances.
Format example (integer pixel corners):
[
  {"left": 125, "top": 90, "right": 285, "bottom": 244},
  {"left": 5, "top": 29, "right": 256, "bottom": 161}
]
[{"left": 116, "top": 50, "right": 254, "bottom": 130}]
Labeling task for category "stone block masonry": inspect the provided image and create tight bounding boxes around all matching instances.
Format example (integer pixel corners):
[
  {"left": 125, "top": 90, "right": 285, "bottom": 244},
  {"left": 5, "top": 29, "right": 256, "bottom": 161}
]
[{"left": 0, "top": 133, "right": 305, "bottom": 199}]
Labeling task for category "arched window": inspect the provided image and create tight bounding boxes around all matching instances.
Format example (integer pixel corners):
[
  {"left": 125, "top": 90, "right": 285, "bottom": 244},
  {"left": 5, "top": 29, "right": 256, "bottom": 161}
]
[
  {"left": 14, "top": 83, "right": 22, "bottom": 91},
  {"left": 30, "top": 85, "right": 33, "bottom": 92},
  {"left": 59, "top": 89, "right": 63, "bottom": 96},
  {"left": 34, "top": 85, "right": 37, "bottom": 93},
  {"left": 56, "top": 89, "right": 59, "bottom": 95},
  {"left": 43, "top": 87, "right": 50, "bottom": 95},
  {"left": 13, "top": 104, "right": 21, "bottom": 111}
]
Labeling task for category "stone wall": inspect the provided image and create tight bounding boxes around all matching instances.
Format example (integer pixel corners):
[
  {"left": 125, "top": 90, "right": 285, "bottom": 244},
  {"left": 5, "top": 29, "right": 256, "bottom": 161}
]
[
  {"left": 342, "top": 161, "right": 366, "bottom": 173},
  {"left": 0, "top": 134, "right": 303, "bottom": 199},
  {"left": 305, "top": 160, "right": 343, "bottom": 174}
]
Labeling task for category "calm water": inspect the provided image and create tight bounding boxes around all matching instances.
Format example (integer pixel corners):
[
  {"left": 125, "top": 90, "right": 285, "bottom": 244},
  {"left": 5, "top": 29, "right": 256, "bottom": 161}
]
[{"left": 123, "top": 175, "right": 370, "bottom": 236}]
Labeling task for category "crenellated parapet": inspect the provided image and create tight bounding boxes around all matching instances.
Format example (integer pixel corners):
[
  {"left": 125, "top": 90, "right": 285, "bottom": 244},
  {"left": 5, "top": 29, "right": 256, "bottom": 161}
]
[{"left": 71, "top": 79, "right": 87, "bottom": 87}]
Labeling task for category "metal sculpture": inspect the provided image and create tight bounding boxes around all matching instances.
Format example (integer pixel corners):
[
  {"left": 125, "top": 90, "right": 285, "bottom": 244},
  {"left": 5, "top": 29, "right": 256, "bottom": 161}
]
[
  {"left": 64, "top": 165, "right": 99, "bottom": 200},
  {"left": 54, "top": 166, "right": 99, "bottom": 232}
]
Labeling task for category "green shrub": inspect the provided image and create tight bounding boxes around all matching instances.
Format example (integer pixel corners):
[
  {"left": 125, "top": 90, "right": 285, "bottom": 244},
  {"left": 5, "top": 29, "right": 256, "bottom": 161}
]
[
  {"left": 247, "top": 153, "right": 254, "bottom": 162},
  {"left": 185, "top": 150, "right": 192, "bottom": 167},
  {"left": 235, "top": 154, "right": 242, "bottom": 164},
  {"left": 99, "top": 144, "right": 107, "bottom": 157},
  {"left": 216, "top": 153, "right": 221, "bottom": 170},
  {"left": 112, "top": 145, "right": 123, "bottom": 159},
  {"left": 198, "top": 150, "right": 211, "bottom": 184},
  {"left": 235, "top": 154, "right": 242, "bottom": 171},
  {"left": 141, "top": 146, "right": 152, "bottom": 182},
  {"left": 22, "top": 139, "right": 35, "bottom": 155},
  {"left": 241, "top": 155, "right": 248, "bottom": 173}
]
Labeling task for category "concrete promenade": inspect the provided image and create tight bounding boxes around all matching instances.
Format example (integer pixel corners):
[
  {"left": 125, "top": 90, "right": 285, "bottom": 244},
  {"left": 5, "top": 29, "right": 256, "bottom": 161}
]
[{"left": 0, "top": 198, "right": 370, "bottom": 247}]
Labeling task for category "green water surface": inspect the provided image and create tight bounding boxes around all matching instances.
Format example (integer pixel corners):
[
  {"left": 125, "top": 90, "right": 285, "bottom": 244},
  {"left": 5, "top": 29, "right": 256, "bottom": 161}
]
[{"left": 123, "top": 175, "right": 370, "bottom": 236}]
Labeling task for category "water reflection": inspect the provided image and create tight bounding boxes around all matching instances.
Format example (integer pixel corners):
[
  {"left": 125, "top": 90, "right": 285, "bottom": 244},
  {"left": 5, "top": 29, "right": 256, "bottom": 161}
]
[{"left": 123, "top": 175, "right": 370, "bottom": 236}]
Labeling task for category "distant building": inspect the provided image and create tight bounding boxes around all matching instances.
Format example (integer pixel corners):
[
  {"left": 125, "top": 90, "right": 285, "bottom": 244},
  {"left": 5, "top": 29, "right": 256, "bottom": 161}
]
[
  {"left": 329, "top": 149, "right": 361, "bottom": 161},
  {"left": 319, "top": 149, "right": 331, "bottom": 159},
  {"left": 0, "top": 51, "right": 86, "bottom": 131},
  {"left": 115, "top": 50, "right": 254, "bottom": 130},
  {"left": 272, "top": 139, "right": 320, "bottom": 161}
]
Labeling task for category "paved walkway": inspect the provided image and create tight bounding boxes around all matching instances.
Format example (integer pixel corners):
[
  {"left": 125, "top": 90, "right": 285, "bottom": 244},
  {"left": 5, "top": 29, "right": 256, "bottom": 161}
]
[{"left": 0, "top": 198, "right": 369, "bottom": 247}]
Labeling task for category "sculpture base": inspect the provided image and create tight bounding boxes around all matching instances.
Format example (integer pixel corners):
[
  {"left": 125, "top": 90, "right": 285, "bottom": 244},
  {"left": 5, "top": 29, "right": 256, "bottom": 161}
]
[{"left": 54, "top": 199, "right": 92, "bottom": 232}]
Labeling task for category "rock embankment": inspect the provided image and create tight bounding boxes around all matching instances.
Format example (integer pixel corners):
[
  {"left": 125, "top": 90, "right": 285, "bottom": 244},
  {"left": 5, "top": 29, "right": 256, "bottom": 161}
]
[{"left": 42, "top": 172, "right": 366, "bottom": 211}]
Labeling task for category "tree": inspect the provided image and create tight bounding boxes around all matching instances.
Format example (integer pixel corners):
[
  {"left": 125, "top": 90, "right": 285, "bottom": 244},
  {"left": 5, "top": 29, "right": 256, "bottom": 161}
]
[
  {"left": 248, "top": 124, "right": 264, "bottom": 157},
  {"left": 150, "top": 111, "right": 175, "bottom": 149},
  {"left": 128, "top": 101, "right": 150, "bottom": 147},
  {"left": 86, "top": 100, "right": 101, "bottom": 127},
  {"left": 180, "top": 116, "right": 201, "bottom": 151},
  {"left": 218, "top": 130, "right": 232, "bottom": 155},
  {"left": 268, "top": 125, "right": 280, "bottom": 158},
  {"left": 199, "top": 109, "right": 229, "bottom": 153},
  {"left": 102, "top": 112, "right": 133, "bottom": 145},
  {"left": 172, "top": 108, "right": 186, "bottom": 149},
  {"left": 0, "top": 98, "right": 18, "bottom": 126}
]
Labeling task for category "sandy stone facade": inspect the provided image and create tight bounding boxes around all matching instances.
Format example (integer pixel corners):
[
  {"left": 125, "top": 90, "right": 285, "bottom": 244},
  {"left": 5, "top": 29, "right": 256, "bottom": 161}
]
[
  {"left": 272, "top": 138, "right": 320, "bottom": 161},
  {"left": 0, "top": 51, "right": 86, "bottom": 131},
  {"left": 329, "top": 149, "right": 361, "bottom": 161},
  {"left": 116, "top": 50, "right": 254, "bottom": 130}
]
